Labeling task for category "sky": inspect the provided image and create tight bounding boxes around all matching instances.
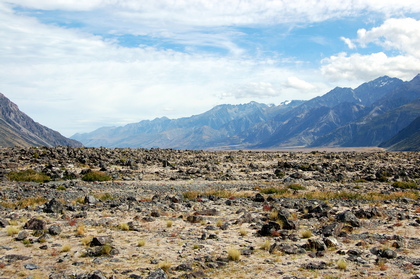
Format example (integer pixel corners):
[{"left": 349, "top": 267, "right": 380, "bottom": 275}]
[{"left": 1, "top": 0, "right": 420, "bottom": 137}]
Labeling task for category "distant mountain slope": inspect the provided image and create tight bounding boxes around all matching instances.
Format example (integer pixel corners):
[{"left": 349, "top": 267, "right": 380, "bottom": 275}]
[
  {"left": 379, "top": 115, "right": 420, "bottom": 151},
  {"left": 311, "top": 75, "right": 420, "bottom": 147},
  {"left": 0, "top": 93, "right": 82, "bottom": 147},
  {"left": 72, "top": 74, "right": 420, "bottom": 150},
  {"left": 253, "top": 75, "right": 405, "bottom": 148}
]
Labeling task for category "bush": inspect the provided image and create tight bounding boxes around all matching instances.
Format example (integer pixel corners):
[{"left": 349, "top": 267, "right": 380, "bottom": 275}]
[
  {"left": 227, "top": 247, "right": 241, "bottom": 261},
  {"left": 7, "top": 169, "right": 51, "bottom": 183},
  {"left": 392, "top": 181, "right": 418, "bottom": 189},
  {"left": 81, "top": 170, "right": 111, "bottom": 182},
  {"left": 288, "top": 184, "right": 306, "bottom": 191}
]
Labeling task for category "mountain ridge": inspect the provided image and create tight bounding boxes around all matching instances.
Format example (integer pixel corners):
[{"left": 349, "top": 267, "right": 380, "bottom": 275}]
[{"left": 72, "top": 75, "right": 420, "bottom": 151}]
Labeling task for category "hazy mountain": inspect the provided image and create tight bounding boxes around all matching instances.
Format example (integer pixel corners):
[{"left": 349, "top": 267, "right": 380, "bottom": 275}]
[
  {"left": 72, "top": 101, "right": 304, "bottom": 149},
  {"left": 72, "top": 75, "right": 420, "bottom": 150},
  {"left": 0, "top": 93, "right": 82, "bottom": 147},
  {"left": 379, "top": 115, "right": 420, "bottom": 151}
]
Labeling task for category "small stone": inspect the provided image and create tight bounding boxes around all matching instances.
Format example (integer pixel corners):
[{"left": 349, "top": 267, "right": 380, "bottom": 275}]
[
  {"left": 24, "top": 263, "right": 38, "bottom": 270},
  {"left": 90, "top": 236, "right": 112, "bottom": 246}
]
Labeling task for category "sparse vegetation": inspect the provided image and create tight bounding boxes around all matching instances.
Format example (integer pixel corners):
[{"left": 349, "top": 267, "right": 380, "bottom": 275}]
[
  {"left": 288, "top": 183, "right": 306, "bottom": 191},
  {"left": 227, "top": 247, "right": 241, "bottom": 261},
  {"left": 118, "top": 223, "right": 130, "bottom": 231},
  {"left": 260, "top": 239, "right": 271, "bottom": 250},
  {"left": 61, "top": 244, "right": 71, "bottom": 252},
  {"left": 301, "top": 229, "right": 312, "bottom": 238},
  {"left": 337, "top": 258, "right": 347, "bottom": 270},
  {"left": 76, "top": 224, "right": 85, "bottom": 236},
  {"left": 137, "top": 239, "right": 146, "bottom": 247},
  {"left": 157, "top": 261, "right": 172, "bottom": 272},
  {"left": 166, "top": 220, "right": 173, "bottom": 228},
  {"left": 101, "top": 244, "right": 113, "bottom": 255},
  {"left": 6, "top": 226, "right": 19, "bottom": 236},
  {"left": 81, "top": 170, "right": 112, "bottom": 182},
  {"left": 392, "top": 181, "right": 418, "bottom": 189},
  {"left": 6, "top": 169, "right": 51, "bottom": 183}
]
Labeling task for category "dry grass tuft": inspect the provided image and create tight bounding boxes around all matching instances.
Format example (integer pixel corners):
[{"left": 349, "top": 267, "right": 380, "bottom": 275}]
[{"left": 227, "top": 247, "right": 241, "bottom": 261}]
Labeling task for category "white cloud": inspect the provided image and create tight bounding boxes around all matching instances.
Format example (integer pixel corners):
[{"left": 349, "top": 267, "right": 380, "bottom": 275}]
[
  {"left": 322, "top": 18, "right": 420, "bottom": 82},
  {"left": 340, "top": 37, "right": 356, "bottom": 49},
  {"left": 1, "top": 2, "right": 326, "bottom": 136},
  {"left": 7, "top": 0, "right": 420, "bottom": 26},
  {"left": 284, "top": 77, "right": 316, "bottom": 91}
]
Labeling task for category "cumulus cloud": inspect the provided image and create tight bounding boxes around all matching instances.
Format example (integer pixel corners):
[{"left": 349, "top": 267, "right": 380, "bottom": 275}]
[{"left": 322, "top": 18, "right": 420, "bottom": 82}]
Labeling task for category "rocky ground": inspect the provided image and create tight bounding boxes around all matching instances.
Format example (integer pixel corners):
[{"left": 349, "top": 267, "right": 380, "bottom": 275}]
[{"left": 0, "top": 146, "right": 419, "bottom": 279}]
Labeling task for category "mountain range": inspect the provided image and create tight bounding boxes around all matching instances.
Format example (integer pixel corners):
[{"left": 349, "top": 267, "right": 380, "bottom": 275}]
[
  {"left": 72, "top": 74, "right": 420, "bottom": 151},
  {"left": 0, "top": 93, "right": 82, "bottom": 147}
]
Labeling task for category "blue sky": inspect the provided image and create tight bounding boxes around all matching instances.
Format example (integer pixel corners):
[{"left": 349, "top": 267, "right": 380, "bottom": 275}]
[{"left": 1, "top": 1, "right": 420, "bottom": 137}]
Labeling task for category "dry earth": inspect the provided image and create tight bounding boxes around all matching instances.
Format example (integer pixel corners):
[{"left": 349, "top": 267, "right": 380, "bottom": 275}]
[{"left": 0, "top": 147, "right": 419, "bottom": 279}]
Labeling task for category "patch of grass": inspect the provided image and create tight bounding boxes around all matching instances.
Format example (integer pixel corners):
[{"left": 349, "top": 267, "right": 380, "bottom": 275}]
[
  {"left": 166, "top": 220, "right": 173, "bottom": 228},
  {"left": 6, "top": 226, "right": 19, "bottom": 236},
  {"left": 227, "top": 247, "right": 241, "bottom": 261},
  {"left": 81, "top": 236, "right": 92, "bottom": 246},
  {"left": 182, "top": 191, "right": 199, "bottom": 200},
  {"left": 301, "top": 229, "right": 312, "bottom": 239},
  {"left": 260, "top": 187, "right": 289, "bottom": 195},
  {"left": 61, "top": 244, "right": 71, "bottom": 252},
  {"left": 337, "top": 258, "right": 347, "bottom": 270},
  {"left": 260, "top": 239, "right": 271, "bottom": 250},
  {"left": 97, "top": 193, "right": 115, "bottom": 201},
  {"left": 118, "top": 223, "right": 130, "bottom": 231},
  {"left": 7, "top": 169, "right": 51, "bottom": 183},
  {"left": 101, "top": 244, "right": 113, "bottom": 255},
  {"left": 81, "top": 170, "right": 111, "bottom": 182},
  {"left": 157, "top": 261, "right": 172, "bottom": 272},
  {"left": 239, "top": 227, "right": 248, "bottom": 236},
  {"left": 56, "top": 185, "right": 66, "bottom": 191},
  {"left": 216, "top": 219, "right": 223, "bottom": 227},
  {"left": 288, "top": 184, "right": 306, "bottom": 191},
  {"left": 76, "top": 224, "right": 85, "bottom": 236},
  {"left": 269, "top": 210, "right": 278, "bottom": 220},
  {"left": 137, "top": 239, "right": 146, "bottom": 247},
  {"left": 392, "top": 181, "right": 418, "bottom": 189}
]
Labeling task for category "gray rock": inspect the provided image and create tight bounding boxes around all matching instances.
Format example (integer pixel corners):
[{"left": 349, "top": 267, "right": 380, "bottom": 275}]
[
  {"left": 24, "top": 218, "right": 46, "bottom": 231},
  {"left": 48, "top": 225, "right": 62, "bottom": 236},
  {"left": 308, "top": 238, "right": 326, "bottom": 251},
  {"left": 90, "top": 236, "right": 112, "bottom": 246},
  {"left": 44, "top": 198, "right": 64, "bottom": 214},
  {"left": 335, "top": 210, "right": 361, "bottom": 227},
  {"left": 0, "top": 218, "right": 8, "bottom": 228},
  {"left": 85, "top": 195, "right": 97, "bottom": 204},
  {"left": 146, "top": 268, "right": 168, "bottom": 279},
  {"left": 380, "top": 248, "right": 397, "bottom": 259},
  {"left": 16, "top": 230, "right": 29, "bottom": 241}
]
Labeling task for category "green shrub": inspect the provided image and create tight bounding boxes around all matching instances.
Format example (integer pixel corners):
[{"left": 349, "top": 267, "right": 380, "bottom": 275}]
[
  {"left": 260, "top": 187, "right": 289, "bottom": 195},
  {"left": 81, "top": 170, "right": 111, "bottom": 182},
  {"left": 7, "top": 169, "right": 51, "bottom": 183},
  {"left": 392, "top": 181, "right": 418, "bottom": 189},
  {"left": 288, "top": 184, "right": 306, "bottom": 191}
]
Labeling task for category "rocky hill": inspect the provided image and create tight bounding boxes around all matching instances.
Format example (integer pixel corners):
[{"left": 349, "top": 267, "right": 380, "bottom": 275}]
[
  {"left": 0, "top": 93, "right": 82, "bottom": 147},
  {"left": 72, "top": 75, "right": 420, "bottom": 151}
]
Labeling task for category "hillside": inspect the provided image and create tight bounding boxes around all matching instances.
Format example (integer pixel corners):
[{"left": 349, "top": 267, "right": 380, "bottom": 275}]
[{"left": 0, "top": 93, "right": 82, "bottom": 147}]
